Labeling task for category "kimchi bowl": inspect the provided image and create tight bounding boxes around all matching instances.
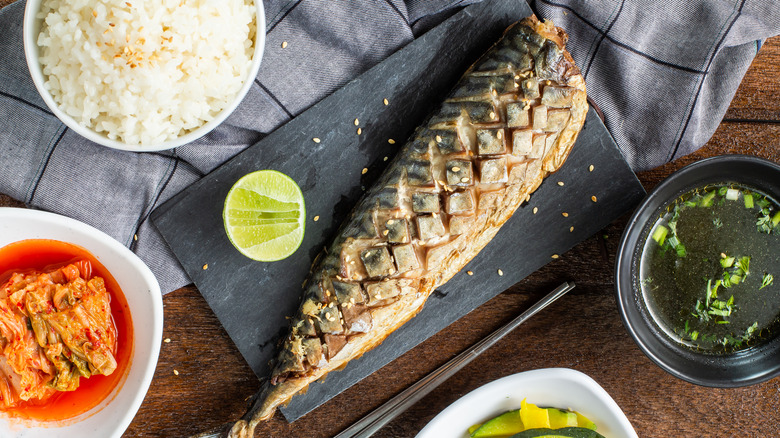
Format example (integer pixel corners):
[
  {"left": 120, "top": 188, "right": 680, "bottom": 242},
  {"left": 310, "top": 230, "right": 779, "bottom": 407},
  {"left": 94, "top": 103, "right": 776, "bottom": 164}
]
[{"left": 0, "top": 207, "right": 162, "bottom": 437}]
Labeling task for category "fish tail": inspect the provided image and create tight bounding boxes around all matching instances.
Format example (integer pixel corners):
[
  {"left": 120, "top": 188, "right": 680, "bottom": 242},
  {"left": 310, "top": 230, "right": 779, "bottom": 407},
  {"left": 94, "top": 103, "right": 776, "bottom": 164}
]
[
  {"left": 226, "top": 379, "right": 289, "bottom": 437},
  {"left": 189, "top": 381, "right": 276, "bottom": 438},
  {"left": 225, "top": 420, "right": 253, "bottom": 438}
]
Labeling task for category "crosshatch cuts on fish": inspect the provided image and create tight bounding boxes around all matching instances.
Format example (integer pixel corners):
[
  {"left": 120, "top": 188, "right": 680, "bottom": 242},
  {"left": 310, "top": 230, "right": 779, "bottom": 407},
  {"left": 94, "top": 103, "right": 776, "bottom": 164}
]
[{"left": 224, "top": 15, "right": 588, "bottom": 437}]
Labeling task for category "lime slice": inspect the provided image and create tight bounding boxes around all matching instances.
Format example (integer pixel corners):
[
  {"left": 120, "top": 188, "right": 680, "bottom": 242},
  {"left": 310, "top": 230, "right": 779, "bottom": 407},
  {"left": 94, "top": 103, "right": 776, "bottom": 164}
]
[{"left": 223, "top": 170, "right": 306, "bottom": 261}]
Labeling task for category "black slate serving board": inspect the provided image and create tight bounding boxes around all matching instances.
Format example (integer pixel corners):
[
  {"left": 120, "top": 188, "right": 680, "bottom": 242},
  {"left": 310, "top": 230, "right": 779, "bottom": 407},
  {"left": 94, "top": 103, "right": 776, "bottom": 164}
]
[{"left": 152, "top": 0, "right": 645, "bottom": 421}]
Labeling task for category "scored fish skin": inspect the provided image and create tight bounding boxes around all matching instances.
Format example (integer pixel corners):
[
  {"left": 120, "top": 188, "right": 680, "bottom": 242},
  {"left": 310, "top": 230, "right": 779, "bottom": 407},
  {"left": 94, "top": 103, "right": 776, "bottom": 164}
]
[{"left": 225, "top": 15, "right": 587, "bottom": 436}]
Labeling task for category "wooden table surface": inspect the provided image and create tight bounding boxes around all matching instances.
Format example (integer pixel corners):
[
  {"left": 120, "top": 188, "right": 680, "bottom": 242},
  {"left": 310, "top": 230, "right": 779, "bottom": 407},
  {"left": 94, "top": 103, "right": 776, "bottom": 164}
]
[{"left": 2, "top": 0, "right": 780, "bottom": 435}]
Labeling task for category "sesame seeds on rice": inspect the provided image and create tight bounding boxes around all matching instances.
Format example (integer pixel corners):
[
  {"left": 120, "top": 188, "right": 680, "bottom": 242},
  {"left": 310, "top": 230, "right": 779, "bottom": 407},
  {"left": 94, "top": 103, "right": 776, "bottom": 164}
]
[{"left": 37, "top": 0, "right": 256, "bottom": 145}]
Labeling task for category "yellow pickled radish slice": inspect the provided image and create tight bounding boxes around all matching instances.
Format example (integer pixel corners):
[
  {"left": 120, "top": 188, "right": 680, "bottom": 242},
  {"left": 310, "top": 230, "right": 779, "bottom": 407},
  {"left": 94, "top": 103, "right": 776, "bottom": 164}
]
[{"left": 520, "top": 399, "right": 551, "bottom": 429}]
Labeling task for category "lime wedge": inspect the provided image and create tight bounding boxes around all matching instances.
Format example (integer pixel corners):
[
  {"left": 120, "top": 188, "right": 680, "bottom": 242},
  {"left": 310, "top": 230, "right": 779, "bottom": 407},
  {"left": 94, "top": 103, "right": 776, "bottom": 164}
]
[{"left": 223, "top": 170, "right": 306, "bottom": 261}]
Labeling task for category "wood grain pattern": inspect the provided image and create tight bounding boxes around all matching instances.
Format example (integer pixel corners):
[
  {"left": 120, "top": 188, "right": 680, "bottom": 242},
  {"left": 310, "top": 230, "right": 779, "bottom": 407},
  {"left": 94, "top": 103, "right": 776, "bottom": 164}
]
[
  {"left": 1, "top": 0, "right": 779, "bottom": 433},
  {"left": 724, "top": 41, "right": 780, "bottom": 122}
]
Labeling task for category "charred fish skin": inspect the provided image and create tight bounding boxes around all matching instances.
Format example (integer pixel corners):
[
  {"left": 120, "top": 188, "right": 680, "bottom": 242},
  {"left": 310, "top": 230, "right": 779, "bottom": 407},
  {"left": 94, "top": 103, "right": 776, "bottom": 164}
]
[{"left": 229, "top": 15, "right": 587, "bottom": 432}]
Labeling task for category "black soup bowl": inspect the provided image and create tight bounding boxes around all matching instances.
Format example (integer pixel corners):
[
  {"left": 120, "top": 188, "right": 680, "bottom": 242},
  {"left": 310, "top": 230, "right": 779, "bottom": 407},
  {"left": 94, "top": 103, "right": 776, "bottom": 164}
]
[{"left": 615, "top": 155, "right": 780, "bottom": 387}]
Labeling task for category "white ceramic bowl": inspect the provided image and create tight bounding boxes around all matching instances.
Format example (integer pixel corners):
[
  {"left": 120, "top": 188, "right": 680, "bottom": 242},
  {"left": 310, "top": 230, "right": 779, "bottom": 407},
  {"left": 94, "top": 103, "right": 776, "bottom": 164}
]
[
  {"left": 22, "top": 0, "right": 266, "bottom": 152},
  {"left": 417, "top": 368, "right": 637, "bottom": 438},
  {"left": 0, "top": 207, "right": 163, "bottom": 438}
]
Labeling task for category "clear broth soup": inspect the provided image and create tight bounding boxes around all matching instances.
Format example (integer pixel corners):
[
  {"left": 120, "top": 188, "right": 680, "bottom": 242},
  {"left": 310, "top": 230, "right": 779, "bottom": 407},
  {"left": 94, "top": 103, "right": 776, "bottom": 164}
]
[{"left": 638, "top": 183, "right": 780, "bottom": 354}]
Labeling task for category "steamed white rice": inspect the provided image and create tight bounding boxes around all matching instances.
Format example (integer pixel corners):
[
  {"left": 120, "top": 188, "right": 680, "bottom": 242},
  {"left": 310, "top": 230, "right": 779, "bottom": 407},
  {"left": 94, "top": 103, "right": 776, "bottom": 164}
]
[{"left": 37, "top": 0, "right": 256, "bottom": 146}]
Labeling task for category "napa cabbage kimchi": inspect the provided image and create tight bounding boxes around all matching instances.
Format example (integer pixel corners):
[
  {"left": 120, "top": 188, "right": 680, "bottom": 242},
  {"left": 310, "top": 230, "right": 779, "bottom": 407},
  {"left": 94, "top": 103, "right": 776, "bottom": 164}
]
[{"left": 0, "top": 261, "right": 117, "bottom": 407}]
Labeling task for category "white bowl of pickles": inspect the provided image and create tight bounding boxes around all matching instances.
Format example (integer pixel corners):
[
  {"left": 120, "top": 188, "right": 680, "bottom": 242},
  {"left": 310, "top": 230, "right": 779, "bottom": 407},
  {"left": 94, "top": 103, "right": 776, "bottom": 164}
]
[{"left": 416, "top": 368, "right": 637, "bottom": 438}]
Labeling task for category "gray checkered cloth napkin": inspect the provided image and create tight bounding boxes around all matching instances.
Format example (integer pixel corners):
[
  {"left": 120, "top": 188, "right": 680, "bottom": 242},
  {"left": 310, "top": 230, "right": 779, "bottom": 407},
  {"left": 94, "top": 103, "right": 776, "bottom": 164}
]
[{"left": 1, "top": 0, "right": 778, "bottom": 293}]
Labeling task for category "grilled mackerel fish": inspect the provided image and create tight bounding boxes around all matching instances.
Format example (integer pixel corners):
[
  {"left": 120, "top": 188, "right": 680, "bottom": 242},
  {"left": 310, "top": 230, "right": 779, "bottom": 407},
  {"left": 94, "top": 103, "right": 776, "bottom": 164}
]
[{"left": 228, "top": 15, "right": 587, "bottom": 435}]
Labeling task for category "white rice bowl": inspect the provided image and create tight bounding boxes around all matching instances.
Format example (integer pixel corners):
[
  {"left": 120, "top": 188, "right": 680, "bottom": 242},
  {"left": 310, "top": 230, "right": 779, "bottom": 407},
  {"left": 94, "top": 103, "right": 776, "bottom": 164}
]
[{"left": 35, "top": 0, "right": 257, "bottom": 146}]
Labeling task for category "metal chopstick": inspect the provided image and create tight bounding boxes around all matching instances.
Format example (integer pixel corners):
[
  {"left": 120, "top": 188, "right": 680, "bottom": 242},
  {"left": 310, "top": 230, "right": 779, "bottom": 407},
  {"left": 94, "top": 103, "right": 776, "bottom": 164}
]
[{"left": 333, "top": 281, "right": 575, "bottom": 438}]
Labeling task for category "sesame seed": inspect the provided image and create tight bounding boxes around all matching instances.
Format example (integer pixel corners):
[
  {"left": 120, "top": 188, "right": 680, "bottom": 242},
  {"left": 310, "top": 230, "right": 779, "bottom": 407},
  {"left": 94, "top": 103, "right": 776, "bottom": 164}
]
[
  {"left": 514, "top": 75, "right": 521, "bottom": 80},
  {"left": 173, "top": 369, "right": 179, "bottom": 376},
  {"left": 467, "top": 271, "right": 474, "bottom": 276},
  {"left": 92, "top": 9, "right": 97, "bottom": 17},
  {"left": 357, "top": 127, "right": 362, "bottom": 135},
  {"left": 497, "top": 269, "right": 504, "bottom": 276},
  {"left": 388, "top": 138, "right": 396, "bottom": 144},
  {"left": 591, "top": 195, "right": 598, "bottom": 203},
  {"left": 374, "top": 294, "right": 382, "bottom": 299},
  {"left": 570, "top": 226, "right": 574, "bottom": 232},
  {"left": 313, "top": 137, "right": 321, "bottom": 143},
  {"left": 557, "top": 181, "right": 564, "bottom": 186},
  {"left": 492, "top": 89, "right": 498, "bottom": 96},
  {"left": 461, "top": 177, "right": 469, "bottom": 183},
  {"left": 314, "top": 215, "right": 320, "bottom": 222},
  {"left": 164, "top": 338, "right": 171, "bottom": 343},
  {"left": 384, "top": 156, "right": 388, "bottom": 161},
  {"left": 589, "top": 164, "right": 594, "bottom": 172},
  {"left": 383, "top": 230, "right": 389, "bottom": 236},
  {"left": 562, "top": 212, "right": 569, "bottom": 217},
  {"left": 489, "top": 111, "right": 496, "bottom": 119},
  {"left": 202, "top": 264, "right": 208, "bottom": 270},
  {"left": 281, "top": 41, "right": 288, "bottom": 48},
  {"left": 134, "top": 234, "right": 138, "bottom": 241},
  {"left": 436, "top": 135, "right": 442, "bottom": 143},
  {"left": 452, "top": 166, "right": 461, "bottom": 172},
  {"left": 533, "top": 207, "right": 538, "bottom": 214},
  {"left": 354, "top": 118, "right": 360, "bottom": 126},
  {"left": 497, "top": 130, "right": 503, "bottom": 139},
  {"left": 362, "top": 167, "right": 368, "bottom": 175},
  {"left": 551, "top": 254, "right": 560, "bottom": 259},
  {"left": 383, "top": 98, "right": 389, "bottom": 105},
  {"left": 387, "top": 219, "right": 395, "bottom": 225}
]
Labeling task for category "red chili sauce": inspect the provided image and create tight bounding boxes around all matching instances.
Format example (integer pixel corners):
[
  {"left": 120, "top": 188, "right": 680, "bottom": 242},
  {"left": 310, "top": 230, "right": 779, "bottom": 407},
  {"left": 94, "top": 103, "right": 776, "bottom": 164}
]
[{"left": 0, "top": 239, "right": 133, "bottom": 421}]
